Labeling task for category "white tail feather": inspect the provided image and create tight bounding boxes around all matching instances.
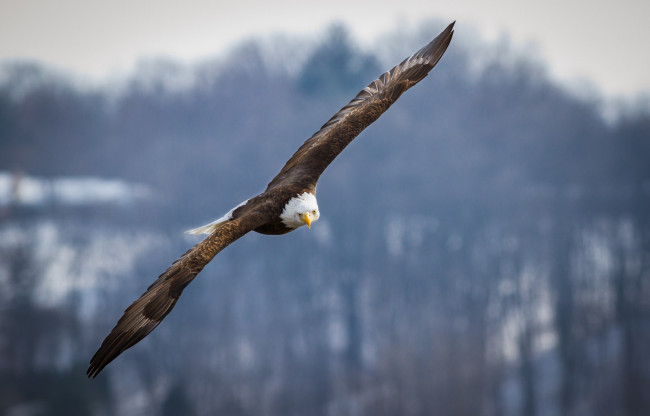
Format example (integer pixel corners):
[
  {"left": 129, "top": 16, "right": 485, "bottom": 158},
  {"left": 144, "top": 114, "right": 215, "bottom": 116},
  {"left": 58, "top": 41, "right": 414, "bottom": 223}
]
[
  {"left": 185, "top": 198, "right": 249, "bottom": 235},
  {"left": 185, "top": 218, "right": 228, "bottom": 235}
]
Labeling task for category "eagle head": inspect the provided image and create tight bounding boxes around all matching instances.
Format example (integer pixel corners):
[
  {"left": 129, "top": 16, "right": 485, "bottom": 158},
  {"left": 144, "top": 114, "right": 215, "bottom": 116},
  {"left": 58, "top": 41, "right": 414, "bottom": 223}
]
[{"left": 280, "top": 192, "right": 320, "bottom": 229}]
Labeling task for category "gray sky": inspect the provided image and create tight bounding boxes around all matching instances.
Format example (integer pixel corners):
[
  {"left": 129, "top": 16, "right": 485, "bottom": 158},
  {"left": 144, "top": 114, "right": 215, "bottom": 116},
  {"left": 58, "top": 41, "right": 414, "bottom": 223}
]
[{"left": 1, "top": 0, "right": 648, "bottom": 97}]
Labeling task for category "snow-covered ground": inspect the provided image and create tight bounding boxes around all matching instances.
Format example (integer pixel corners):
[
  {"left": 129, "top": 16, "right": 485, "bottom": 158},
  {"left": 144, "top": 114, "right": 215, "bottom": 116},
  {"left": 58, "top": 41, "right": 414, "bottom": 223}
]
[
  {"left": 0, "top": 171, "right": 151, "bottom": 206},
  {"left": 0, "top": 221, "right": 164, "bottom": 310},
  {"left": 0, "top": 171, "right": 158, "bottom": 315}
]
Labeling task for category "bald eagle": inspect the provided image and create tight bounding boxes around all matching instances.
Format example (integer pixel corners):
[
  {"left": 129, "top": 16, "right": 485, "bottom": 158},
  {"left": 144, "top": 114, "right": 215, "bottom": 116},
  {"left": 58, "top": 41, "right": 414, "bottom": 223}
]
[{"left": 87, "top": 22, "right": 454, "bottom": 377}]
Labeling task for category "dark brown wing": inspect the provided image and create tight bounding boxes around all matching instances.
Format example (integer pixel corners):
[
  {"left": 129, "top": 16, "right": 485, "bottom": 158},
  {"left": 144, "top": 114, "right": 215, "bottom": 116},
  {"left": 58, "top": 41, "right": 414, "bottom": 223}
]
[
  {"left": 267, "top": 22, "right": 454, "bottom": 189},
  {"left": 87, "top": 212, "right": 268, "bottom": 378}
]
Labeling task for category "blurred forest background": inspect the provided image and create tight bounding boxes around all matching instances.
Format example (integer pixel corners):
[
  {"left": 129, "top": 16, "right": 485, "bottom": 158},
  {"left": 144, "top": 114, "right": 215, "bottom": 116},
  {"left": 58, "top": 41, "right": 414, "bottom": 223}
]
[{"left": 1, "top": 20, "right": 649, "bottom": 416}]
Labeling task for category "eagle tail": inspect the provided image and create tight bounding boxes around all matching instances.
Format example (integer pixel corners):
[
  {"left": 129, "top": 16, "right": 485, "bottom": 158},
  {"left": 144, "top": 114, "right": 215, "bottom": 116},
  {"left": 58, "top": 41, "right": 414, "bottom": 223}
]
[
  {"left": 186, "top": 199, "right": 250, "bottom": 235},
  {"left": 185, "top": 218, "right": 228, "bottom": 235}
]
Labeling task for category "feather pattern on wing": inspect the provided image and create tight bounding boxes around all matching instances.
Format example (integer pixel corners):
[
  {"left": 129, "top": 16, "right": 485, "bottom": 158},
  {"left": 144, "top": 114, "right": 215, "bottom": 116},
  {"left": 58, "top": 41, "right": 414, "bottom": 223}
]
[
  {"left": 87, "top": 213, "right": 267, "bottom": 378},
  {"left": 267, "top": 22, "right": 454, "bottom": 189}
]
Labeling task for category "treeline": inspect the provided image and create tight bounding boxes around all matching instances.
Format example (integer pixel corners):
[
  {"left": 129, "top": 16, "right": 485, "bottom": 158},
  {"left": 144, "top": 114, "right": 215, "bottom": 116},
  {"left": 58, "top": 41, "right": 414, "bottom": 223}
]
[{"left": 1, "top": 21, "right": 649, "bottom": 416}]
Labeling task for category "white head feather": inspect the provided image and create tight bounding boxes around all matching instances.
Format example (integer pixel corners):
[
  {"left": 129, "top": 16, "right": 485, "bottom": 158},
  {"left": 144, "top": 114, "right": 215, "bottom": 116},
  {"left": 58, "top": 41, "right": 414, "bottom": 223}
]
[{"left": 280, "top": 192, "right": 320, "bottom": 229}]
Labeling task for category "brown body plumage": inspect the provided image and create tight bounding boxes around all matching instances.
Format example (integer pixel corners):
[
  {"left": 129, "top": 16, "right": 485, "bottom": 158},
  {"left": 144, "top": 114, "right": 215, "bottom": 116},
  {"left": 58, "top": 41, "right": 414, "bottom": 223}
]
[{"left": 87, "top": 22, "right": 454, "bottom": 378}]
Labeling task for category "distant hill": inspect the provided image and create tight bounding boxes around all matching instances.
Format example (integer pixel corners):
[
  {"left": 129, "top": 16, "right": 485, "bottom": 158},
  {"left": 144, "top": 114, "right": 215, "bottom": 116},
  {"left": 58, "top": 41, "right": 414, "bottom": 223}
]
[{"left": 0, "top": 22, "right": 649, "bottom": 416}]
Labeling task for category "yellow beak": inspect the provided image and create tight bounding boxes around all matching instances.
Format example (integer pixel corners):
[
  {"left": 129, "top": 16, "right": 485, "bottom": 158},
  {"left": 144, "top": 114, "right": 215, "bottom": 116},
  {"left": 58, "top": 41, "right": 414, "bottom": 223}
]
[{"left": 303, "top": 213, "right": 312, "bottom": 229}]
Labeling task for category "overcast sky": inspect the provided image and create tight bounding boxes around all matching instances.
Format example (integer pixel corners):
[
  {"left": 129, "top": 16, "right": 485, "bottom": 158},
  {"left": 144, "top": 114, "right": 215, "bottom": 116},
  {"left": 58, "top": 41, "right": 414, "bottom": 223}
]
[{"left": 1, "top": 0, "right": 648, "bottom": 97}]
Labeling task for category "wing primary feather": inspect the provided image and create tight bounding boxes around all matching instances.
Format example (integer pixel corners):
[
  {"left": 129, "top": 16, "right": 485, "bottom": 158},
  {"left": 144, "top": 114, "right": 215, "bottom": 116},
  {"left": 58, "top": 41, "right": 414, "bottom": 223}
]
[
  {"left": 87, "top": 214, "right": 265, "bottom": 378},
  {"left": 267, "top": 21, "right": 454, "bottom": 189}
]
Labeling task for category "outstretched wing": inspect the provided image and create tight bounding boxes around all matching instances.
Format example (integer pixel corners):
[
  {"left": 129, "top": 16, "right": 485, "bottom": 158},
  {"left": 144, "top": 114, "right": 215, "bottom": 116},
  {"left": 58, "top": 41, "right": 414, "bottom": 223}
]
[
  {"left": 87, "top": 212, "right": 267, "bottom": 378},
  {"left": 267, "top": 22, "right": 454, "bottom": 189}
]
